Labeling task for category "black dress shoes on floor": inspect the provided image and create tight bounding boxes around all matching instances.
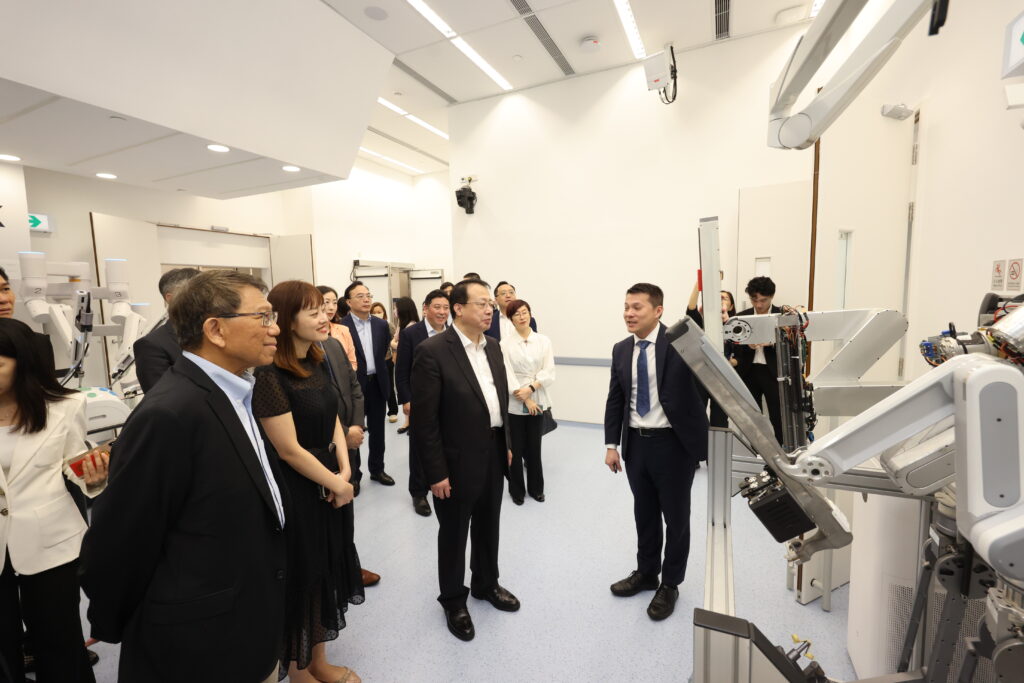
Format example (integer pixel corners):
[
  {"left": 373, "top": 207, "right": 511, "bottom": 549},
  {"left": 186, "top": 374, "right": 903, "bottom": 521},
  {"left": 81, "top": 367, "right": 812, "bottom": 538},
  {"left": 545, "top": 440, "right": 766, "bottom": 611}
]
[
  {"left": 370, "top": 471, "right": 396, "bottom": 486},
  {"left": 471, "top": 584, "right": 521, "bottom": 612},
  {"left": 610, "top": 570, "right": 660, "bottom": 597},
  {"left": 647, "top": 584, "right": 679, "bottom": 621},
  {"left": 531, "top": 493, "right": 545, "bottom": 502},
  {"left": 445, "top": 607, "right": 475, "bottom": 641},
  {"left": 397, "top": 426, "right": 409, "bottom": 434},
  {"left": 512, "top": 496, "right": 524, "bottom": 505},
  {"left": 413, "top": 496, "right": 432, "bottom": 516}
]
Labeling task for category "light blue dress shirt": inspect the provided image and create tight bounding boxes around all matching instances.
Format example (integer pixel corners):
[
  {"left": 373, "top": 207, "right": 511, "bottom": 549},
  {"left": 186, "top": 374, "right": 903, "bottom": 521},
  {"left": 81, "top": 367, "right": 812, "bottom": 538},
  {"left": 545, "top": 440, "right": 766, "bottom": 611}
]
[
  {"left": 182, "top": 352, "right": 286, "bottom": 526},
  {"left": 352, "top": 315, "right": 377, "bottom": 376}
]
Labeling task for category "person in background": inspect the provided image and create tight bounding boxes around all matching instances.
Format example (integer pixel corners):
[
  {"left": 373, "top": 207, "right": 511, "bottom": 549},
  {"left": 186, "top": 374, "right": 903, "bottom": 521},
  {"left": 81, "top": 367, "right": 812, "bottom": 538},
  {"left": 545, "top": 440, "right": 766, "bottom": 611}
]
[
  {"left": 81, "top": 271, "right": 287, "bottom": 683},
  {"left": 370, "top": 302, "right": 400, "bottom": 424},
  {"left": 487, "top": 282, "right": 537, "bottom": 342},
  {"left": 342, "top": 282, "right": 394, "bottom": 488},
  {"left": 733, "top": 276, "right": 784, "bottom": 443},
  {"left": 133, "top": 267, "right": 201, "bottom": 393},
  {"left": 395, "top": 290, "right": 449, "bottom": 517},
  {"left": 254, "top": 281, "right": 362, "bottom": 683},
  {"left": 604, "top": 283, "right": 707, "bottom": 622},
  {"left": 412, "top": 279, "right": 519, "bottom": 642},
  {"left": 462, "top": 272, "right": 481, "bottom": 280},
  {"left": 500, "top": 299, "right": 555, "bottom": 505},
  {"left": 0, "top": 318, "right": 109, "bottom": 683},
  {"left": 0, "top": 267, "right": 55, "bottom": 375},
  {"left": 440, "top": 282, "right": 454, "bottom": 297},
  {"left": 389, "top": 297, "right": 420, "bottom": 435},
  {"left": 317, "top": 286, "right": 358, "bottom": 371},
  {"left": 685, "top": 276, "right": 738, "bottom": 429}
]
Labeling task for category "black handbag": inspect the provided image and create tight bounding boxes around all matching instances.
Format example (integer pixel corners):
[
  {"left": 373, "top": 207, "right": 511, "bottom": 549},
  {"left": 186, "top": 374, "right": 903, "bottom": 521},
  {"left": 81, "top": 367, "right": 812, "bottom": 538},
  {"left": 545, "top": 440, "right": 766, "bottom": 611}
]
[{"left": 541, "top": 408, "right": 557, "bottom": 436}]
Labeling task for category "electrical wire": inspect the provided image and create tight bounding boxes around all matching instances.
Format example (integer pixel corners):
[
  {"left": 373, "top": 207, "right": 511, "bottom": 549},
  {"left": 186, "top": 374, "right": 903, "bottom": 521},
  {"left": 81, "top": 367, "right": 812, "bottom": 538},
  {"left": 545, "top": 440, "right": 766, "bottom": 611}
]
[{"left": 659, "top": 45, "right": 677, "bottom": 105}]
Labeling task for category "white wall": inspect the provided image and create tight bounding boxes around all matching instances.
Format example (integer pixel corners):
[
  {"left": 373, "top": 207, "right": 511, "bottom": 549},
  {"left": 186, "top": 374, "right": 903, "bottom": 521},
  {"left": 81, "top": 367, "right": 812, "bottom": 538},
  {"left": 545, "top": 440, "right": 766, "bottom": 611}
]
[
  {"left": 448, "top": 26, "right": 815, "bottom": 422},
  {"left": 0, "top": 163, "right": 31, "bottom": 258}
]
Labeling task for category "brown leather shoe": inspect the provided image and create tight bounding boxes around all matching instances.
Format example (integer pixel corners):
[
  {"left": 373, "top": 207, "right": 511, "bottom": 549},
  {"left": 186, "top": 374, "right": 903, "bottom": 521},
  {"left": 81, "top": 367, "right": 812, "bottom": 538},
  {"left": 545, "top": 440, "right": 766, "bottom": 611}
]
[{"left": 361, "top": 568, "right": 381, "bottom": 587}]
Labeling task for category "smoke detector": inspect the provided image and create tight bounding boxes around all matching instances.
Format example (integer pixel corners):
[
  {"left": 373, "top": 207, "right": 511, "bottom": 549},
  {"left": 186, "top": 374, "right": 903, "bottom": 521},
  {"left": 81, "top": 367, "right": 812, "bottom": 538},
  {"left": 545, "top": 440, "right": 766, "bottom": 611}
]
[{"left": 580, "top": 36, "right": 601, "bottom": 51}]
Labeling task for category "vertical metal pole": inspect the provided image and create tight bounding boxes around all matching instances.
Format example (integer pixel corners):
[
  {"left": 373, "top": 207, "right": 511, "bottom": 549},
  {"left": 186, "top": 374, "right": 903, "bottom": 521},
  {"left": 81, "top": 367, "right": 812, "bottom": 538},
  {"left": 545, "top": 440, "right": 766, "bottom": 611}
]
[{"left": 698, "top": 217, "right": 724, "bottom": 353}]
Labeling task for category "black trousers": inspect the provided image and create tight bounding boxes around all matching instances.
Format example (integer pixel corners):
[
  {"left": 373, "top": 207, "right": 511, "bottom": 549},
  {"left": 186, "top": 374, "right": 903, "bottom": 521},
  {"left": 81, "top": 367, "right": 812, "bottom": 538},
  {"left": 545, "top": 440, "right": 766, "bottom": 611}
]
[
  {"left": 362, "top": 378, "right": 387, "bottom": 477},
  {"left": 507, "top": 414, "right": 544, "bottom": 499},
  {"left": 0, "top": 553, "right": 94, "bottom": 683},
  {"left": 741, "top": 364, "right": 783, "bottom": 443},
  {"left": 408, "top": 426, "right": 428, "bottom": 498},
  {"left": 433, "top": 429, "right": 504, "bottom": 610},
  {"left": 624, "top": 431, "right": 697, "bottom": 587},
  {"left": 385, "top": 359, "right": 398, "bottom": 416}
]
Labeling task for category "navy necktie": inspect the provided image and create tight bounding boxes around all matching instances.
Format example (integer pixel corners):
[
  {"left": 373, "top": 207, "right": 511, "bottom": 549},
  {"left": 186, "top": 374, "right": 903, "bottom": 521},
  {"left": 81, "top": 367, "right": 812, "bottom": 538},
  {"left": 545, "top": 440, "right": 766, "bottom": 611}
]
[{"left": 636, "top": 340, "right": 651, "bottom": 417}]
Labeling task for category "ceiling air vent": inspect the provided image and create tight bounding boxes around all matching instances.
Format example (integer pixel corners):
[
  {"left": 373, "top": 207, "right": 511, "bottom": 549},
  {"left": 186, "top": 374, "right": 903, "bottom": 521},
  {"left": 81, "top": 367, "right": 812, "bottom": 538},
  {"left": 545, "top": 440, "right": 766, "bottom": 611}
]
[
  {"left": 510, "top": 0, "right": 575, "bottom": 76},
  {"left": 715, "top": 0, "right": 730, "bottom": 40}
]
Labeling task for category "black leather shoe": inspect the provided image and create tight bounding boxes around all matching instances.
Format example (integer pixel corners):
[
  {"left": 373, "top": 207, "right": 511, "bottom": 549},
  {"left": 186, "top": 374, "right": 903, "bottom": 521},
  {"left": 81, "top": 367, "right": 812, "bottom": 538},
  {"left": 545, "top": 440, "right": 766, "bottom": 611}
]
[
  {"left": 370, "top": 471, "right": 396, "bottom": 486},
  {"left": 512, "top": 496, "right": 524, "bottom": 505},
  {"left": 531, "top": 493, "right": 545, "bottom": 502},
  {"left": 610, "top": 570, "right": 660, "bottom": 597},
  {"left": 471, "top": 584, "right": 520, "bottom": 612},
  {"left": 445, "top": 607, "right": 475, "bottom": 641},
  {"left": 413, "top": 496, "right": 432, "bottom": 517},
  {"left": 647, "top": 584, "right": 679, "bottom": 621},
  {"left": 397, "top": 426, "right": 409, "bottom": 434}
]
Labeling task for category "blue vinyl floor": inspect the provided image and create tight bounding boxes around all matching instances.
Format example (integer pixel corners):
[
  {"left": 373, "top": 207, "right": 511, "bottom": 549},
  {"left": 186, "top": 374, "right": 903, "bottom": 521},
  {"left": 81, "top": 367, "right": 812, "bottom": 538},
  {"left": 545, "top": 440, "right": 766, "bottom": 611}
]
[{"left": 80, "top": 421, "right": 857, "bottom": 682}]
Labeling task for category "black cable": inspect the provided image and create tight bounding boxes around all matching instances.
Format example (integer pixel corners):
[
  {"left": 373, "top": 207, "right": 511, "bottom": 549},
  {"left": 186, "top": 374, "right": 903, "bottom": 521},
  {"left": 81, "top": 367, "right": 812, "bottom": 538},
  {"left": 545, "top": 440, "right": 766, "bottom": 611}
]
[{"left": 659, "top": 45, "right": 677, "bottom": 105}]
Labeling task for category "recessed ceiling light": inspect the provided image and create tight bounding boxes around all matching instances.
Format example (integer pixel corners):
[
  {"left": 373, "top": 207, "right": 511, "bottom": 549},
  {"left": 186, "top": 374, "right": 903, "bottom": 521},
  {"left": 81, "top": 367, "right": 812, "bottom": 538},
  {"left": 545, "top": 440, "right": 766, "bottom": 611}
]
[
  {"left": 406, "top": 114, "right": 450, "bottom": 140},
  {"left": 0, "top": 154, "right": 22, "bottom": 162},
  {"left": 364, "top": 5, "right": 388, "bottom": 20},
  {"left": 405, "top": 0, "right": 456, "bottom": 38},
  {"left": 108, "top": 115, "right": 126, "bottom": 122},
  {"left": 393, "top": 91, "right": 403, "bottom": 97},
  {"left": 377, "top": 97, "right": 409, "bottom": 116},
  {"left": 359, "top": 147, "right": 425, "bottom": 174},
  {"left": 612, "top": 0, "right": 647, "bottom": 60},
  {"left": 96, "top": 172, "right": 118, "bottom": 179},
  {"left": 282, "top": 165, "right": 301, "bottom": 172},
  {"left": 451, "top": 37, "right": 513, "bottom": 91},
  {"left": 207, "top": 143, "right": 230, "bottom": 153}
]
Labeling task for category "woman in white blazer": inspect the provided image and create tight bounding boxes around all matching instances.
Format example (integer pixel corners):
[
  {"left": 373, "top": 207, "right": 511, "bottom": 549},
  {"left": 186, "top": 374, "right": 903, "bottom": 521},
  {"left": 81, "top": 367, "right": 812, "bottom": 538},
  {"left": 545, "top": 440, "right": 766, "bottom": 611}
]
[
  {"left": 0, "top": 318, "right": 108, "bottom": 683},
  {"left": 501, "top": 299, "right": 555, "bottom": 505}
]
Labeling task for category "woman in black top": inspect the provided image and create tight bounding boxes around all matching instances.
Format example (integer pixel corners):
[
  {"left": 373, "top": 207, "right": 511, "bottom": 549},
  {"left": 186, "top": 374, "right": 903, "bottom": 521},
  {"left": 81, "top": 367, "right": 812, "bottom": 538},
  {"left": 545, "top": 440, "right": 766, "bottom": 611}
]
[
  {"left": 253, "top": 281, "right": 363, "bottom": 683},
  {"left": 685, "top": 277, "right": 738, "bottom": 428}
]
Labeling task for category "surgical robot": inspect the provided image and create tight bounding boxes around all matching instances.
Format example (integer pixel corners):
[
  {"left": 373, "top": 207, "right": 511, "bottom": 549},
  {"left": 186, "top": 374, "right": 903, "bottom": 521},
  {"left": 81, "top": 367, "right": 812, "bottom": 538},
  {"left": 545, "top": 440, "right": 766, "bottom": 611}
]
[{"left": 672, "top": 299, "right": 1024, "bottom": 682}]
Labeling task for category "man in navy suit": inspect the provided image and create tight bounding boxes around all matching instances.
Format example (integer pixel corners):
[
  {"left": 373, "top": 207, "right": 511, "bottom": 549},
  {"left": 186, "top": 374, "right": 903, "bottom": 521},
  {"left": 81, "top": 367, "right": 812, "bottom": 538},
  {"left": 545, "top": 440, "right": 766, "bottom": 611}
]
[
  {"left": 342, "top": 280, "right": 394, "bottom": 489},
  {"left": 604, "top": 283, "right": 708, "bottom": 621},
  {"left": 486, "top": 281, "right": 536, "bottom": 341},
  {"left": 133, "top": 267, "right": 200, "bottom": 393},
  {"left": 396, "top": 289, "right": 450, "bottom": 517}
]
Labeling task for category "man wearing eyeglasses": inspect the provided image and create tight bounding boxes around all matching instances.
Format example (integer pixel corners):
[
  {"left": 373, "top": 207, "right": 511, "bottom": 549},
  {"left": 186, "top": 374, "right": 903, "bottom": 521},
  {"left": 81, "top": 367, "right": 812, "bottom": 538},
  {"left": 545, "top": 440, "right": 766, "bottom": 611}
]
[
  {"left": 412, "top": 278, "right": 519, "bottom": 641},
  {"left": 342, "top": 281, "right": 395, "bottom": 491},
  {"left": 80, "top": 270, "right": 289, "bottom": 683}
]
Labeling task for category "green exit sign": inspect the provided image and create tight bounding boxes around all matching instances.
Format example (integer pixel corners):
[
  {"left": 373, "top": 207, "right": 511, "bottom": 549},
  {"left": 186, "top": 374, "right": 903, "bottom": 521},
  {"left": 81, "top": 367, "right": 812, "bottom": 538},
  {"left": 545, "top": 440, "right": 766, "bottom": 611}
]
[
  {"left": 28, "top": 213, "right": 51, "bottom": 232},
  {"left": 1006, "top": 11, "right": 1024, "bottom": 78}
]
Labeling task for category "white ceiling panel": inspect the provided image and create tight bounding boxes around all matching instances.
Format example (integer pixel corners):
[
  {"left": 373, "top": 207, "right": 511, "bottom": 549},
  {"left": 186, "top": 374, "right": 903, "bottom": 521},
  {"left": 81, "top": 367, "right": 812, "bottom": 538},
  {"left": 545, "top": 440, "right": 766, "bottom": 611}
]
[
  {"left": 381, "top": 66, "right": 453, "bottom": 113},
  {"left": 632, "top": 0, "right": 714, "bottom": 54},
  {"left": 360, "top": 130, "right": 448, "bottom": 174},
  {"left": 730, "top": 0, "right": 811, "bottom": 36},
  {"left": 151, "top": 157, "right": 327, "bottom": 196},
  {"left": 0, "top": 79, "right": 57, "bottom": 123},
  {"left": 537, "top": 0, "right": 635, "bottom": 74},
  {"left": 368, "top": 108, "right": 449, "bottom": 160},
  {"left": 400, "top": 38, "right": 505, "bottom": 101},
  {"left": 77, "top": 134, "right": 262, "bottom": 182},
  {"left": 525, "top": 0, "right": 582, "bottom": 11},
  {"left": 322, "top": 0, "right": 445, "bottom": 54},
  {"left": 457, "top": 13, "right": 566, "bottom": 89},
  {"left": 428, "top": 0, "right": 519, "bottom": 36}
]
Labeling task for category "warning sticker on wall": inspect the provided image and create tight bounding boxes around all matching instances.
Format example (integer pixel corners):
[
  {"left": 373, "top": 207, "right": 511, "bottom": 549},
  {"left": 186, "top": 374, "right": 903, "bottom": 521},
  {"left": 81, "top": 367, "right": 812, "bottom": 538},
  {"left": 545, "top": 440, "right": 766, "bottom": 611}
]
[
  {"left": 1008, "top": 258, "right": 1023, "bottom": 292},
  {"left": 993, "top": 260, "right": 1007, "bottom": 290}
]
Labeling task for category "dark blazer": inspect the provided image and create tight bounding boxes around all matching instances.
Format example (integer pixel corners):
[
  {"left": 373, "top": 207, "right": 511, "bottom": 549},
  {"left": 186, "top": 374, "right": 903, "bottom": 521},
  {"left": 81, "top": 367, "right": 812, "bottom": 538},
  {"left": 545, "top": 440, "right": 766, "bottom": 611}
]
[
  {"left": 341, "top": 313, "right": 390, "bottom": 397},
  {"left": 486, "top": 313, "right": 537, "bottom": 341},
  {"left": 133, "top": 321, "right": 181, "bottom": 393},
  {"left": 411, "top": 326, "right": 512, "bottom": 499},
  {"left": 732, "top": 305, "right": 783, "bottom": 376},
  {"left": 395, "top": 320, "right": 432, "bottom": 405},
  {"left": 321, "top": 337, "right": 365, "bottom": 432},
  {"left": 603, "top": 323, "right": 708, "bottom": 462},
  {"left": 79, "top": 357, "right": 288, "bottom": 683}
]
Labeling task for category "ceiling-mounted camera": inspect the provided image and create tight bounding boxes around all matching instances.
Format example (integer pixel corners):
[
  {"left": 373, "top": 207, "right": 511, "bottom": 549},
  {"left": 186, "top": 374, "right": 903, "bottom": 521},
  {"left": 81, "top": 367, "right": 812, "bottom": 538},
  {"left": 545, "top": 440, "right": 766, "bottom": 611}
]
[{"left": 455, "top": 176, "right": 477, "bottom": 214}]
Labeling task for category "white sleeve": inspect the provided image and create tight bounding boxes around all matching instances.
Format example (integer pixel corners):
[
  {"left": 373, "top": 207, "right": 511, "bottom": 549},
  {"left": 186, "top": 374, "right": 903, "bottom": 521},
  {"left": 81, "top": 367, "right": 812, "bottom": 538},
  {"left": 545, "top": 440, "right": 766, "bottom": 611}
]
[{"left": 535, "top": 335, "right": 556, "bottom": 388}]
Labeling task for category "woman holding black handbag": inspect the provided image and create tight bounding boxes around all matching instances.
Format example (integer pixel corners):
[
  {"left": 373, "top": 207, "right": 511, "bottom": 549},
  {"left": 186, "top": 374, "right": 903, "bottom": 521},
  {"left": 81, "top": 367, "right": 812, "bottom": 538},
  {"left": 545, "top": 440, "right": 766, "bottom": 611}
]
[
  {"left": 253, "top": 281, "right": 363, "bottom": 683},
  {"left": 500, "top": 299, "right": 555, "bottom": 505}
]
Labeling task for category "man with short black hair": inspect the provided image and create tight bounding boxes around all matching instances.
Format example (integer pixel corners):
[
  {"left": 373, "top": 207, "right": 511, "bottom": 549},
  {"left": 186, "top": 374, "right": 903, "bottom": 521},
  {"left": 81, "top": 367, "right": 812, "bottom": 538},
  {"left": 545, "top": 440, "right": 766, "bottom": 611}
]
[
  {"left": 342, "top": 280, "right": 394, "bottom": 488},
  {"left": 413, "top": 278, "right": 519, "bottom": 641},
  {"left": 487, "top": 281, "right": 537, "bottom": 341},
  {"left": 81, "top": 270, "right": 288, "bottom": 682},
  {"left": 604, "top": 283, "right": 707, "bottom": 622},
  {"left": 733, "top": 276, "right": 784, "bottom": 442},
  {"left": 462, "top": 272, "right": 481, "bottom": 280},
  {"left": 396, "top": 289, "right": 450, "bottom": 517},
  {"left": 133, "top": 267, "right": 201, "bottom": 393}
]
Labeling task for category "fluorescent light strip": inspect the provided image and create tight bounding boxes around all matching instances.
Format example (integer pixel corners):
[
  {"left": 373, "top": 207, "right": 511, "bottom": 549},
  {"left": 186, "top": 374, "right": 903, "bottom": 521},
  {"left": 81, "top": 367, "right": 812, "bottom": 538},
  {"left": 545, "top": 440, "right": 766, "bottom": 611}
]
[
  {"left": 377, "top": 97, "right": 408, "bottom": 116},
  {"left": 451, "top": 37, "right": 513, "bottom": 91},
  {"left": 359, "top": 147, "right": 425, "bottom": 174},
  {"left": 405, "top": 0, "right": 456, "bottom": 38},
  {"left": 612, "top": 0, "right": 647, "bottom": 60},
  {"left": 406, "top": 115, "right": 450, "bottom": 140}
]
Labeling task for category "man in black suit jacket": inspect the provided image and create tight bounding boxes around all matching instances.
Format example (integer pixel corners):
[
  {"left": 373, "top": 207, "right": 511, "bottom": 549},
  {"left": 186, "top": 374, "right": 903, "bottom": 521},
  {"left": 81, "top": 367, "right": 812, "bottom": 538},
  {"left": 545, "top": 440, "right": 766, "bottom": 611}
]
[
  {"left": 342, "top": 281, "right": 394, "bottom": 488},
  {"left": 80, "top": 270, "right": 288, "bottom": 683},
  {"left": 487, "top": 280, "right": 537, "bottom": 341},
  {"left": 396, "top": 289, "right": 450, "bottom": 517},
  {"left": 132, "top": 267, "right": 200, "bottom": 393},
  {"left": 731, "top": 276, "right": 784, "bottom": 443},
  {"left": 604, "top": 283, "right": 708, "bottom": 622},
  {"left": 412, "top": 278, "right": 519, "bottom": 642}
]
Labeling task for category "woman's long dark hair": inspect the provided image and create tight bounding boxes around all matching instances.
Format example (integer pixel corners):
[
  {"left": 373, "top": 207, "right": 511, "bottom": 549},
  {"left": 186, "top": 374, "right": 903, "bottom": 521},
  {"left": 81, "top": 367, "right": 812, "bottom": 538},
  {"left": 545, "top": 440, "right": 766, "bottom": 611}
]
[
  {"left": 0, "top": 318, "right": 75, "bottom": 433},
  {"left": 722, "top": 290, "right": 737, "bottom": 318},
  {"left": 394, "top": 297, "right": 420, "bottom": 330},
  {"left": 316, "top": 285, "right": 342, "bottom": 324}
]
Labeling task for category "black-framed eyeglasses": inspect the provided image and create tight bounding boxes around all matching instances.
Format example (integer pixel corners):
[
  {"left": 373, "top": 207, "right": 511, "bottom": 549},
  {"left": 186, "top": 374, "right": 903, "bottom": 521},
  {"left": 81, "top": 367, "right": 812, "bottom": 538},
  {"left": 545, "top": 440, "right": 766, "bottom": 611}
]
[{"left": 215, "top": 311, "right": 278, "bottom": 327}]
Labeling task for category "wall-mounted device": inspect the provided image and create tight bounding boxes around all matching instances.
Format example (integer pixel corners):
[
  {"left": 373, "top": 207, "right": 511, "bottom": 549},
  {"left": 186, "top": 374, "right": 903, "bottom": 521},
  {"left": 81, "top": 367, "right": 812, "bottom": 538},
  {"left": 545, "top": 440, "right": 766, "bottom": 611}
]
[{"left": 455, "top": 176, "right": 477, "bottom": 215}]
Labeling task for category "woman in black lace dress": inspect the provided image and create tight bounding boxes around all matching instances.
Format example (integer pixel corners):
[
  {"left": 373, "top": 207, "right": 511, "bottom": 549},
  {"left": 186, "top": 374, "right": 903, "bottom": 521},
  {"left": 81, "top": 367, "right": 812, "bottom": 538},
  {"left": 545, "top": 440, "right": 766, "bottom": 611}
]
[{"left": 253, "top": 281, "right": 363, "bottom": 683}]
